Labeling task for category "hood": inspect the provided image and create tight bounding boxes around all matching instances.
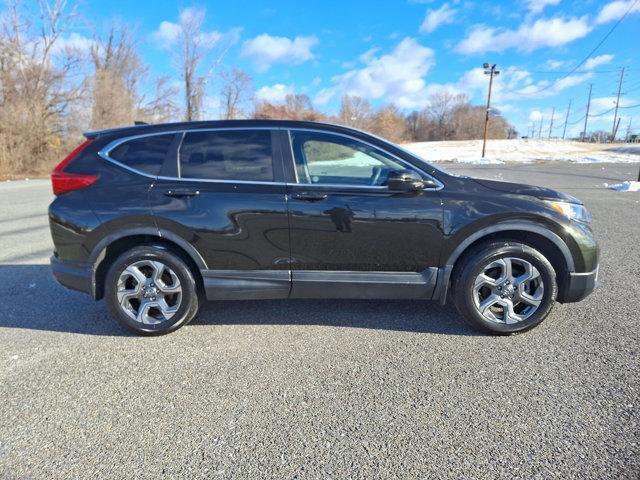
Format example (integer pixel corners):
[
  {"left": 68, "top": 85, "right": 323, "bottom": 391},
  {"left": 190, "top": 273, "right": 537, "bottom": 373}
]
[{"left": 473, "top": 178, "right": 582, "bottom": 204}]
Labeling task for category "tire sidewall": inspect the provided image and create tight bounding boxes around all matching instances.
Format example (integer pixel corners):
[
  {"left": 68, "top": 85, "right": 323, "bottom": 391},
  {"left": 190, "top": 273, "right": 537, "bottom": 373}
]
[
  {"left": 456, "top": 243, "right": 557, "bottom": 334},
  {"left": 105, "top": 246, "right": 198, "bottom": 335}
]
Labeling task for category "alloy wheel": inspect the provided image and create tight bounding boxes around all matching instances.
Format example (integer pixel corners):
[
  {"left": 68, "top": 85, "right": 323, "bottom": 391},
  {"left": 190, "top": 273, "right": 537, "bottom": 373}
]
[
  {"left": 473, "top": 257, "right": 544, "bottom": 325},
  {"left": 116, "top": 260, "right": 182, "bottom": 325}
]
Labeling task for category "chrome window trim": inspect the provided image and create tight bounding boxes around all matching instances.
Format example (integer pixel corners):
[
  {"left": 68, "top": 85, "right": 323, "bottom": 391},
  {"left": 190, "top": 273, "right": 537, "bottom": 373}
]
[
  {"left": 96, "top": 125, "right": 444, "bottom": 191},
  {"left": 286, "top": 128, "right": 445, "bottom": 191},
  {"left": 97, "top": 127, "right": 284, "bottom": 185}
]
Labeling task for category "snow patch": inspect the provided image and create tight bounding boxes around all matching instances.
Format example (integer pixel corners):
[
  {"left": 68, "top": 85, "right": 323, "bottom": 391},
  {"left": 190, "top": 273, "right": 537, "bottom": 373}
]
[
  {"left": 402, "top": 139, "right": 640, "bottom": 164},
  {"left": 604, "top": 181, "right": 640, "bottom": 192}
]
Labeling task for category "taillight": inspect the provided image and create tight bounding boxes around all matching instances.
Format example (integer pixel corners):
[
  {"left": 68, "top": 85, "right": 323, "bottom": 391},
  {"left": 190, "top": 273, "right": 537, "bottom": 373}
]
[{"left": 51, "top": 139, "right": 98, "bottom": 195}]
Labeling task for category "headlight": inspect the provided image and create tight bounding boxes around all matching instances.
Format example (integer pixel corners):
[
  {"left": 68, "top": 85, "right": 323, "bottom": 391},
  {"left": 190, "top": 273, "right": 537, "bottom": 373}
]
[{"left": 544, "top": 200, "right": 592, "bottom": 224}]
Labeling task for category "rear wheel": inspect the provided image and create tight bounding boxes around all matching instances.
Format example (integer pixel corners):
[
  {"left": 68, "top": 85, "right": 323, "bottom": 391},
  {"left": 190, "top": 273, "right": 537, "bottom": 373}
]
[
  {"left": 453, "top": 241, "right": 558, "bottom": 334},
  {"left": 105, "top": 245, "right": 199, "bottom": 335}
]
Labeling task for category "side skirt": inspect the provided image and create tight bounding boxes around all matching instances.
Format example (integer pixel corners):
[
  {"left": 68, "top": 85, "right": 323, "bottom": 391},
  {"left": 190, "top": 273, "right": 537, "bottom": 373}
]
[
  {"left": 201, "top": 268, "right": 439, "bottom": 301},
  {"left": 202, "top": 270, "right": 291, "bottom": 300},
  {"left": 290, "top": 269, "right": 438, "bottom": 299}
]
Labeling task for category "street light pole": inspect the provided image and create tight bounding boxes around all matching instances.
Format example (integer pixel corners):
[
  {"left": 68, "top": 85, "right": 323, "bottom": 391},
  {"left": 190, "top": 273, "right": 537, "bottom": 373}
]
[{"left": 482, "top": 63, "right": 500, "bottom": 158}]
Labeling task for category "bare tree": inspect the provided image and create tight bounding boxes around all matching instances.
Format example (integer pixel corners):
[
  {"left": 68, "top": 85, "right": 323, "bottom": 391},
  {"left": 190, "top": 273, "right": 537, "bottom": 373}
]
[
  {"left": 254, "top": 94, "right": 323, "bottom": 121},
  {"left": 427, "top": 91, "right": 467, "bottom": 140},
  {"left": 370, "top": 104, "right": 406, "bottom": 143},
  {"left": 404, "top": 110, "right": 431, "bottom": 141},
  {"left": 89, "top": 25, "right": 146, "bottom": 129},
  {"left": 339, "top": 95, "right": 373, "bottom": 131},
  {"left": 174, "top": 7, "right": 232, "bottom": 121},
  {"left": 179, "top": 9, "right": 204, "bottom": 121},
  {"left": 219, "top": 68, "right": 252, "bottom": 119},
  {"left": 284, "top": 94, "right": 320, "bottom": 120},
  {"left": 138, "top": 77, "right": 180, "bottom": 123},
  {"left": 0, "top": 0, "right": 84, "bottom": 176}
]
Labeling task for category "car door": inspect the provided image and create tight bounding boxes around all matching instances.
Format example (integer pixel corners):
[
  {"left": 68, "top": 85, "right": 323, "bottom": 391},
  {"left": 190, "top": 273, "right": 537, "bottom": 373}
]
[
  {"left": 149, "top": 128, "right": 291, "bottom": 300},
  {"left": 282, "top": 129, "right": 444, "bottom": 299}
]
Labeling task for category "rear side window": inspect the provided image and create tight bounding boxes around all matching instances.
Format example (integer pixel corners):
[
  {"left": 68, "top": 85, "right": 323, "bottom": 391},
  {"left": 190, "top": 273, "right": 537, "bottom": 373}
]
[
  {"left": 179, "top": 130, "right": 273, "bottom": 181},
  {"left": 109, "top": 134, "right": 174, "bottom": 175}
]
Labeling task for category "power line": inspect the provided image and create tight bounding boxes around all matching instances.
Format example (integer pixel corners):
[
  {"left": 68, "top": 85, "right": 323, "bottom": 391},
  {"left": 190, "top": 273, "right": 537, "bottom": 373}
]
[
  {"left": 566, "top": 115, "right": 586, "bottom": 126},
  {"left": 529, "top": 68, "right": 640, "bottom": 75},
  {"left": 589, "top": 107, "right": 617, "bottom": 117},
  {"left": 504, "top": 0, "right": 639, "bottom": 97}
]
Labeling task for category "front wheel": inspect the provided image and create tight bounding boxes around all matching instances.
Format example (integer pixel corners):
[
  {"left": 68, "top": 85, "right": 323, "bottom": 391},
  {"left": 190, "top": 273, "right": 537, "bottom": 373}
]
[
  {"left": 104, "top": 245, "right": 200, "bottom": 335},
  {"left": 453, "top": 241, "right": 558, "bottom": 335}
]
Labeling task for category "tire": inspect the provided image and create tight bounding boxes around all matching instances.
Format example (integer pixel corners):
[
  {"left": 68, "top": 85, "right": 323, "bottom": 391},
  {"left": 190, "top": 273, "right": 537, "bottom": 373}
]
[
  {"left": 453, "top": 241, "right": 558, "bottom": 335},
  {"left": 104, "top": 245, "right": 199, "bottom": 335}
]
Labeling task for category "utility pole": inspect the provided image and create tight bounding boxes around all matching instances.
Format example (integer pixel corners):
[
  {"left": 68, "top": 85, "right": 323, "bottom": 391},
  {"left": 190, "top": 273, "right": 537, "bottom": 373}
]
[
  {"left": 611, "top": 67, "right": 625, "bottom": 142},
  {"left": 481, "top": 63, "right": 500, "bottom": 158},
  {"left": 613, "top": 118, "right": 621, "bottom": 140},
  {"left": 582, "top": 84, "right": 592, "bottom": 142},
  {"left": 548, "top": 107, "right": 555, "bottom": 139},
  {"left": 538, "top": 116, "right": 543, "bottom": 138},
  {"left": 562, "top": 99, "right": 572, "bottom": 140},
  {"left": 625, "top": 117, "right": 632, "bottom": 142}
]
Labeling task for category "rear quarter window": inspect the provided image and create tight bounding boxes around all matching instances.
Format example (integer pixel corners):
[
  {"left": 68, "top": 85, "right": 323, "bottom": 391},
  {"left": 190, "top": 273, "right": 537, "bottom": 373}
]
[
  {"left": 108, "top": 134, "right": 174, "bottom": 175},
  {"left": 179, "top": 130, "right": 274, "bottom": 182}
]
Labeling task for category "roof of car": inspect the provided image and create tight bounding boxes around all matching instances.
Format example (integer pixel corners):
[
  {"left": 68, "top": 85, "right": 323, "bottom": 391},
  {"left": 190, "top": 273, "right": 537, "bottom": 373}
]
[{"left": 83, "top": 119, "right": 369, "bottom": 140}]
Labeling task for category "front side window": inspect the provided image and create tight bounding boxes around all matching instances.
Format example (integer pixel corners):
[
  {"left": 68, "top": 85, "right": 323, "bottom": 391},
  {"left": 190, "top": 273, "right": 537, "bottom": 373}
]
[
  {"left": 109, "top": 134, "right": 174, "bottom": 175},
  {"left": 290, "top": 131, "right": 407, "bottom": 186},
  {"left": 179, "top": 130, "right": 274, "bottom": 181}
]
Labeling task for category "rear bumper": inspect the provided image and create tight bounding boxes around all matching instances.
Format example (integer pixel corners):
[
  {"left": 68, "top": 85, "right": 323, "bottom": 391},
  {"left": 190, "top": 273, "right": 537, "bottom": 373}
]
[
  {"left": 559, "top": 265, "right": 599, "bottom": 303},
  {"left": 50, "top": 256, "right": 93, "bottom": 297}
]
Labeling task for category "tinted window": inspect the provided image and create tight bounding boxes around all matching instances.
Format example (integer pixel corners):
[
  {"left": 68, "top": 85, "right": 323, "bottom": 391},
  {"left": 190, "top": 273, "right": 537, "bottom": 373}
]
[
  {"left": 179, "top": 130, "right": 273, "bottom": 181},
  {"left": 291, "top": 131, "right": 405, "bottom": 186},
  {"left": 109, "top": 134, "right": 174, "bottom": 175}
]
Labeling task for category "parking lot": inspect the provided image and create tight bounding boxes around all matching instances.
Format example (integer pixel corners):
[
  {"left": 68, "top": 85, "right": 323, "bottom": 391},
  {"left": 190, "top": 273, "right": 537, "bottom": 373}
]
[{"left": 0, "top": 162, "right": 638, "bottom": 479}]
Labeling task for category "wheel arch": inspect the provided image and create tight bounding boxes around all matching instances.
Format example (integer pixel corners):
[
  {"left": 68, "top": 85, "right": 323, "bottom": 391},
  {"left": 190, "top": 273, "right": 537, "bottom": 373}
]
[
  {"left": 88, "top": 227, "right": 206, "bottom": 300},
  {"left": 434, "top": 221, "right": 574, "bottom": 305}
]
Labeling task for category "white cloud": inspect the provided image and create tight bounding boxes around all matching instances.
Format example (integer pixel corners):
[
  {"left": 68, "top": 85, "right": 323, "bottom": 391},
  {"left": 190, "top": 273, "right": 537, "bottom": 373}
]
[
  {"left": 315, "top": 37, "right": 435, "bottom": 109},
  {"left": 456, "top": 16, "right": 591, "bottom": 54},
  {"left": 151, "top": 8, "right": 239, "bottom": 50},
  {"left": 543, "top": 59, "right": 567, "bottom": 70},
  {"left": 254, "top": 84, "right": 294, "bottom": 103},
  {"left": 153, "top": 21, "right": 181, "bottom": 46},
  {"left": 420, "top": 3, "right": 456, "bottom": 34},
  {"left": 525, "top": 0, "right": 561, "bottom": 14},
  {"left": 241, "top": 34, "right": 318, "bottom": 72},
  {"left": 584, "top": 54, "right": 614, "bottom": 70},
  {"left": 596, "top": 0, "right": 640, "bottom": 24},
  {"left": 450, "top": 64, "right": 592, "bottom": 103},
  {"left": 52, "top": 33, "right": 94, "bottom": 54},
  {"left": 590, "top": 96, "right": 638, "bottom": 115},
  {"left": 529, "top": 110, "right": 543, "bottom": 121}
]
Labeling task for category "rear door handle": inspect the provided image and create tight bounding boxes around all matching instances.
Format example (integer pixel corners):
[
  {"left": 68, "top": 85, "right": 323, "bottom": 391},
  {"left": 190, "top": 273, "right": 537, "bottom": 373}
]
[
  {"left": 164, "top": 188, "right": 200, "bottom": 198},
  {"left": 291, "top": 192, "right": 328, "bottom": 202}
]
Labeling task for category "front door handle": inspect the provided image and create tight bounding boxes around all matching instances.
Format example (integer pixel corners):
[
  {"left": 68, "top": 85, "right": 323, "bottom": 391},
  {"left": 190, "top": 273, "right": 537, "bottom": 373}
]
[
  {"left": 291, "top": 192, "right": 328, "bottom": 202},
  {"left": 164, "top": 188, "right": 200, "bottom": 198}
]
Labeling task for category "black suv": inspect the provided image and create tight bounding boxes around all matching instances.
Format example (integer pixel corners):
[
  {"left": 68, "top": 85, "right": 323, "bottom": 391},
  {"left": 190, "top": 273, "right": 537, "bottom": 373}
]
[{"left": 48, "top": 120, "right": 599, "bottom": 335}]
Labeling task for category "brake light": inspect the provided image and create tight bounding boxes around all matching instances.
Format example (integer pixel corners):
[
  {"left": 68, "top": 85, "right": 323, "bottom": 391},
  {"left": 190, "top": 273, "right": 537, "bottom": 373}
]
[{"left": 51, "top": 139, "right": 97, "bottom": 195}]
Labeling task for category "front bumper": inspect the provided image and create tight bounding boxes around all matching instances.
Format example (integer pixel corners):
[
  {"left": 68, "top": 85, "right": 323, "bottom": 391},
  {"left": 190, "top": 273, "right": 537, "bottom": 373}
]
[
  {"left": 559, "top": 265, "right": 599, "bottom": 303},
  {"left": 50, "top": 256, "right": 93, "bottom": 296}
]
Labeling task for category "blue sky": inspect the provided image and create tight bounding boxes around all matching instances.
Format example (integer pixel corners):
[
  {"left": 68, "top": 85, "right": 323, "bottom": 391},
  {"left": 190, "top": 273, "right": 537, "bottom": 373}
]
[{"left": 59, "top": 0, "right": 640, "bottom": 137}]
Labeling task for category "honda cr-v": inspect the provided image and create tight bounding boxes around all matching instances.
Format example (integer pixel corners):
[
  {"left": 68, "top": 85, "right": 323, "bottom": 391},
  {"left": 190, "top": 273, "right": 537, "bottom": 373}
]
[{"left": 48, "top": 120, "right": 599, "bottom": 335}]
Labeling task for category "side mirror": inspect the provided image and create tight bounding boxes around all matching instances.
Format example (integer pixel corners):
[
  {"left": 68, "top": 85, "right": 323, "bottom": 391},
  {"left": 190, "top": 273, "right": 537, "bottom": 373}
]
[{"left": 386, "top": 170, "right": 425, "bottom": 191}]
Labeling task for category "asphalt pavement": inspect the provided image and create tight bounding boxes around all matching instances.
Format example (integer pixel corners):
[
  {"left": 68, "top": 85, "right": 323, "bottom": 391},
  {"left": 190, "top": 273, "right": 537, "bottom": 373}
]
[{"left": 0, "top": 162, "right": 638, "bottom": 479}]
